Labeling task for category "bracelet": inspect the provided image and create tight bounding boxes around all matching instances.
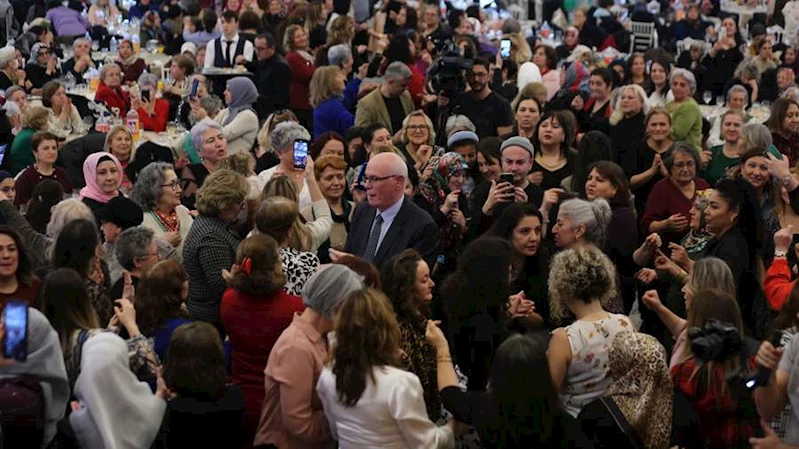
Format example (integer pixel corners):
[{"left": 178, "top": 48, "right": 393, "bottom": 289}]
[
  {"left": 436, "top": 355, "right": 452, "bottom": 363},
  {"left": 775, "top": 249, "right": 788, "bottom": 258}
]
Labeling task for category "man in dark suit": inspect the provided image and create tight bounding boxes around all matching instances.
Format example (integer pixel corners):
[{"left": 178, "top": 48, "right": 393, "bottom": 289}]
[
  {"left": 244, "top": 32, "right": 290, "bottom": 122},
  {"left": 331, "top": 152, "right": 439, "bottom": 268}
]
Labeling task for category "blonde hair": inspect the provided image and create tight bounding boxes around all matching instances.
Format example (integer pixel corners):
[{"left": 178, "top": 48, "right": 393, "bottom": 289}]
[
  {"left": 512, "top": 83, "right": 547, "bottom": 110},
  {"left": 310, "top": 66, "right": 344, "bottom": 108},
  {"left": 327, "top": 15, "right": 354, "bottom": 45},
  {"left": 609, "top": 84, "right": 649, "bottom": 126},
  {"left": 103, "top": 125, "right": 137, "bottom": 163},
  {"left": 400, "top": 110, "right": 436, "bottom": 146},
  {"left": 257, "top": 110, "right": 298, "bottom": 154},
  {"left": 548, "top": 245, "right": 617, "bottom": 321},
  {"left": 45, "top": 199, "right": 95, "bottom": 259},
  {"left": 218, "top": 152, "right": 256, "bottom": 176},
  {"left": 507, "top": 33, "right": 532, "bottom": 66},
  {"left": 259, "top": 177, "right": 312, "bottom": 250},
  {"left": 22, "top": 106, "right": 49, "bottom": 130},
  {"left": 283, "top": 24, "right": 304, "bottom": 52},
  {"left": 196, "top": 169, "right": 250, "bottom": 216}
]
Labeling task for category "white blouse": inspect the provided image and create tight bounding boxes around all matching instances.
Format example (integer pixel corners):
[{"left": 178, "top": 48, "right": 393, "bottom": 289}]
[
  {"left": 316, "top": 365, "right": 454, "bottom": 449},
  {"left": 214, "top": 108, "right": 259, "bottom": 155}
]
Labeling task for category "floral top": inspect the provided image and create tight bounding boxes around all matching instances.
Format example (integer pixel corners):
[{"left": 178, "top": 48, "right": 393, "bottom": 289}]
[
  {"left": 560, "top": 313, "right": 632, "bottom": 417},
  {"left": 64, "top": 328, "right": 159, "bottom": 391},
  {"left": 397, "top": 316, "right": 441, "bottom": 422},
  {"left": 279, "top": 247, "right": 319, "bottom": 296}
]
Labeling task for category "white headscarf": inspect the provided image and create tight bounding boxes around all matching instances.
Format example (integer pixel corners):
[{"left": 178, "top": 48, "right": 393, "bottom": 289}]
[
  {"left": 69, "top": 333, "right": 166, "bottom": 449},
  {"left": 0, "top": 308, "right": 69, "bottom": 448}
]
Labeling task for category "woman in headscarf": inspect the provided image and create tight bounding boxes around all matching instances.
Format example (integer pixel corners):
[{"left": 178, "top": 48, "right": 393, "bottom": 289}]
[
  {"left": 547, "top": 61, "right": 590, "bottom": 112},
  {"left": 413, "top": 152, "right": 470, "bottom": 278},
  {"left": 580, "top": 332, "right": 672, "bottom": 449},
  {"left": 193, "top": 77, "right": 259, "bottom": 155},
  {"left": 24, "top": 42, "right": 59, "bottom": 94},
  {"left": 78, "top": 152, "right": 126, "bottom": 222},
  {"left": 0, "top": 307, "right": 69, "bottom": 448},
  {"left": 69, "top": 333, "right": 168, "bottom": 449}
]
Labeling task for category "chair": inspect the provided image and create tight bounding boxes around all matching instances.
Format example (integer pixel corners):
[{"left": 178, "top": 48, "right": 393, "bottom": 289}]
[
  {"left": 676, "top": 38, "right": 692, "bottom": 57},
  {"left": 629, "top": 21, "right": 657, "bottom": 54}
]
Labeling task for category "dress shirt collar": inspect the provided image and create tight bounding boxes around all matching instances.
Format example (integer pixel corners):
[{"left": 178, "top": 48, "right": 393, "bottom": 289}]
[
  {"left": 223, "top": 33, "right": 239, "bottom": 44},
  {"left": 376, "top": 195, "right": 404, "bottom": 224}
]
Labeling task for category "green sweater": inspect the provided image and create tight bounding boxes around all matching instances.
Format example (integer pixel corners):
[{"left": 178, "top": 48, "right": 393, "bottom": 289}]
[
  {"left": 9, "top": 128, "right": 35, "bottom": 175},
  {"left": 666, "top": 98, "right": 703, "bottom": 150}
]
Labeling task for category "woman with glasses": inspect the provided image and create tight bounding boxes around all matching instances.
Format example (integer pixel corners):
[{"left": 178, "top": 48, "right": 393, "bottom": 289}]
[
  {"left": 398, "top": 111, "right": 441, "bottom": 173},
  {"left": 641, "top": 142, "right": 710, "bottom": 247},
  {"left": 132, "top": 162, "right": 194, "bottom": 260}
]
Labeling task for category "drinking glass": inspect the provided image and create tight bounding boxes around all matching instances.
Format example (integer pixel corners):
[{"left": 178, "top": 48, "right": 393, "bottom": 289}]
[
  {"left": 716, "top": 95, "right": 725, "bottom": 107},
  {"left": 703, "top": 91, "right": 713, "bottom": 104}
]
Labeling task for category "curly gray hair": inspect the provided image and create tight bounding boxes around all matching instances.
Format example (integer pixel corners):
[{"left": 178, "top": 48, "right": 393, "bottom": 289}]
[
  {"left": 670, "top": 68, "right": 697, "bottom": 94},
  {"left": 131, "top": 162, "right": 174, "bottom": 211},
  {"left": 548, "top": 245, "right": 617, "bottom": 321},
  {"left": 271, "top": 121, "right": 311, "bottom": 154},
  {"left": 115, "top": 226, "right": 155, "bottom": 271},
  {"left": 327, "top": 44, "right": 352, "bottom": 68}
]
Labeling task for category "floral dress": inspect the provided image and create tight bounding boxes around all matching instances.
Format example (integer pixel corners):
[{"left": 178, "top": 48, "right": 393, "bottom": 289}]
[{"left": 559, "top": 313, "right": 632, "bottom": 417}]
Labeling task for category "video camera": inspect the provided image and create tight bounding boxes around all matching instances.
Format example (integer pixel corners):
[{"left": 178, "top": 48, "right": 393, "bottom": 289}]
[{"left": 427, "top": 38, "right": 473, "bottom": 98}]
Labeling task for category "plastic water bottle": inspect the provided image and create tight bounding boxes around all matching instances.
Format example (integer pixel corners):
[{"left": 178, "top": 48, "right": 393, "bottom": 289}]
[
  {"left": 126, "top": 108, "right": 140, "bottom": 143},
  {"left": 109, "top": 37, "right": 118, "bottom": 53},
  {"left": 95, "top": 114, "right": 109, "bottom": 133},
  {"left": 540, "top": 21, "right": 552, "bottom": 39},
  {"left": 84, "top": 31, "right": 91, "bottom": 42}
]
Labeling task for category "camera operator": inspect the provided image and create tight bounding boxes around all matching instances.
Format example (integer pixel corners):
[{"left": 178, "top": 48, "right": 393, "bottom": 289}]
[
  {"left": 446, "top": 57, "right": 514, "bottom": 139},
  {"left": 672, "top": 289, "right": 761, "bottom": 448},
  {"left": 754, "top": 321, "right": 799, "bottom": 448}
]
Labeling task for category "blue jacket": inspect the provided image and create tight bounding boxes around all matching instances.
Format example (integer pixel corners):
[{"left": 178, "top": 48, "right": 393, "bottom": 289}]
[{"left": 313, "top": 96, "right": 355, "bottom": 138}]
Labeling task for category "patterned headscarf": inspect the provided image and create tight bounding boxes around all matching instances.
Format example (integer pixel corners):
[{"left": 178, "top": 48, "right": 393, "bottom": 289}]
[
  {"left": 28, "top": 42, "right": 50, "bottom": 67},
  {"left": 607, "top": 332, "right": 673, "bottom": 449},
  {"left": 562, "top": 61, "right": 590, "bottom": 95},
  {"left": 418, "top": 152, "right": 468, "bottom": 207},
  {"left": 682, "top": 188, "right": 714, "bottom": 256}
]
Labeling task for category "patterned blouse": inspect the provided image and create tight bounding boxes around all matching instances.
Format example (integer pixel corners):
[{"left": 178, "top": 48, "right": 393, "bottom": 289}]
[
  {"left": 280, "top": 247, "right": 320, "bottom": 296},
  {"left": 398, "top": 316, "right": 441, "bottom": 422},
  {"left": 560, "top": 313, "right": 633, "bottom": 417},
  {"left": 64, "top": 328, "right": 159, "bottom": 391}
]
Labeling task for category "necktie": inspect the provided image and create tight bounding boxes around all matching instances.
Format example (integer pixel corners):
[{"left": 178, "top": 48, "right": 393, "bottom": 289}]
[
  {"left": 363, "top": 214, "right": 383, "bottom": 261},
  {"left": 226, "top": 40, "right": 234, "bottom": 66}
]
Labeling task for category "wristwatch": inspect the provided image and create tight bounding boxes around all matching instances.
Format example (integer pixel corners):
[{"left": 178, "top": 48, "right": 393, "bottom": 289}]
[{"left": 775, "top": 249, "right": 788, "bottom": 258}]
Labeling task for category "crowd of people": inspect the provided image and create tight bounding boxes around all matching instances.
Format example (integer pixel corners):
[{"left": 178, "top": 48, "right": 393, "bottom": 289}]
[{"left": 0, "top": 0, "right": 799, "bottom": 447}]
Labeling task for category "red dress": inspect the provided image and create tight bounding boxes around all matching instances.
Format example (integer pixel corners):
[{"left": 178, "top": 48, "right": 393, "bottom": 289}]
[
  {"left": 137, "top": 98, "right": 170, "bottom": 132},
  {"left": 94, "top": 82, "right": 131, "bottom": 116},
  {"left": 220, "top": 287, "right": 305, "bottom": 448},
  {"left": 0, "top": 278, "right": 42, "bottom": 309}
]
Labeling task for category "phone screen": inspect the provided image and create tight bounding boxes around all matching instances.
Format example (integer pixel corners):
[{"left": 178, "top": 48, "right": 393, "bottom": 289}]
[
  {"left": 293, "top": 139, "right": 309, "bottom": 169},
  {"left": 3, "top": 301, "right": 27, "bottom": 362},
  {"left": 499, "top": 173, "right": 514, "bottom": 185},
  {"left": 189, "top": 79, "right": 200, "bottom": 100},
  {"left": 500, "top": 39, "right": 511, "bottom": 59},
  {"left": 141, "top": 89, "right": 150, "bottom": 102},
  {"left": 0, "top": 144, "right": 8, "bottom": 166}
]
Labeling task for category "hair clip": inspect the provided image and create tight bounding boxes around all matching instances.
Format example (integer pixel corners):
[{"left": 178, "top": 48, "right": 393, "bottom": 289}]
[{"left": 241, "top": 257, "right": 253, "bottom": 275}]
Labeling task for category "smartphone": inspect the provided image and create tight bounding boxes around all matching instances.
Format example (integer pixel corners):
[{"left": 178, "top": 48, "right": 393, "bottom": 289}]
[
  {"left": 500, "top": 39, "right": 511, "bottom": 59},
  {"left": 293, "top": 139, "right": 309, "bottom": 169},
  {"left": 558, "top": 190, "right": 579, "bottom": 201},
  {"left": 141, "top": 89, "right": 150, "bottom": 102},
  {"left": 189, "top": 78, "right": 200, "bottom": 100},
  {"left": 3, "top": 300, "right": 27, "bottom": 362},
  {"left": 499, "top": 173, "right": 514, "bottom": 185}
]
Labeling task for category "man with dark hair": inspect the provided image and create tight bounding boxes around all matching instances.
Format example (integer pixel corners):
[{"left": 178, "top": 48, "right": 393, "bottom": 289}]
[
  {"left": 454, "top": 57, "right": 513, "bottom": 138},
  {"left": 246, "top": 32, "right": 290, "bottom": 121},
  {"left": 204, "top": 10, "right": 254, "bottom": 70}
]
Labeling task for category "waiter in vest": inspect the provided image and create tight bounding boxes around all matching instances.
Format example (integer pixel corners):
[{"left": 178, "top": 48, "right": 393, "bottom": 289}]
[{"left": 204, "top": 10, "right": 255, "bottom": 95}]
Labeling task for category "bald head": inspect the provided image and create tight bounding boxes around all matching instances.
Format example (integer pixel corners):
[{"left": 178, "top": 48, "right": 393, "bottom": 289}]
[{"left": 365, "top": 152, "right": 407, "bottom": 210}]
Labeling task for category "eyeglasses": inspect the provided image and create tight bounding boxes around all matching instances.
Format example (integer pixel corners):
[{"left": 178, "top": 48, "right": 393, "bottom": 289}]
[
  {"left": 162, "top": 180, "right": 180, "bottom": 190},
  {"left": 136, "top": 252, "right": 159, "bottom": 260},
  {"left": 363, "top": 175, "right": 397, "bottom": 184}
]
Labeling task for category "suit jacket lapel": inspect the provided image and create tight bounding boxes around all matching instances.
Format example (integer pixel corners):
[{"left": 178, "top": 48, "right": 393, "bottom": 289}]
[{"left": 374, "top": 198, "right": 407, "bottom": 263}]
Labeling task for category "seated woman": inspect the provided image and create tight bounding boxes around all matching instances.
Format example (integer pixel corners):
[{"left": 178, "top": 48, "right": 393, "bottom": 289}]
[
  {"left": 162, "top": 54, "right": 195, "bottom": 115},
  {"left": 193, "top": 77, "right": 259, "bottom": 154},
  {"left": 135, "top": 259, "right": 193, "bottom": 361},
  {"left": 642, "top": 257, "right": 736, "bottom": 367},
  {"left": 94, "top": 63, "right": 131, "bottom": 117},
  {"left": 9, "top": 106, "right": 50, "bottom": 175},
  {"left": 547, "top": 245, "right": 633, "bottom": 417},
  {"left": 161, "top": 322, "right": 247, "bottom": 447},
  {"left": 88, "top": 0, "right": 120, "bottom": 31},
  {"left": 300, "top": 155, "right": 351, "bottom": 263},
  {"left": 220, "top": 234, "right": 306, "bottom": 446},
  {"left": 78, "top": 152, "right": 129, "bottom": 223},
  {"left": 255, "top": 265, "right": 363, "bottom": 449},
  {"left": 24, "top": 43, "right": 59, "bottom": 94},
  {"left": 42, "top": 262, "right": 157, "bottom": 390},
  {"left": 670, "top": 289, "right": 758, "bottom": 447},
  {"left": 69, "top": 333, "right": 168, "bottom": 448},
  {"left": 0, "top": 226, "right": 42, "bottom": 306},
  {"left": 102, "top": 126, "right": 135, "bottom": 195},
  {"left": 41, "top": 80, "right": 87, "bottom": 139},
  {"left": 0, "top": 46, "right": 27, "bottom": 91},
  {"left": 61, "top": 38, "right": 96, "bottom": 84},
  {"left": 706, "top": 85, "right": 749, "bottom": 149},
  {"left": 132, "top": 73, "right": 170, "bottom": 133},
  {"left": 116, "top": 39, "right": 147, "bottom": 85},
  {"left": 181, "top": 119, "right": 229, "bottom": 210},
  {"left": 311, "top": 65, "right": 354, "bottom": 137},
  {"left": 316, "top": 288, "right": 455, "bottom": 448},
  {"left": 0, "top": 306, "right": 68, "bottom": 448},
  {"left": 14, "top": 131, "right": 72, "bottom": 207},
  {"left": 132, "top": 162, "right": 194, "bottom": 257}
]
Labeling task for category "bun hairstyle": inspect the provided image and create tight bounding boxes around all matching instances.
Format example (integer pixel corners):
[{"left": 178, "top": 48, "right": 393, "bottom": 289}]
[{"left": 559, "top": 198, "right": 611, "bottom": 247}]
